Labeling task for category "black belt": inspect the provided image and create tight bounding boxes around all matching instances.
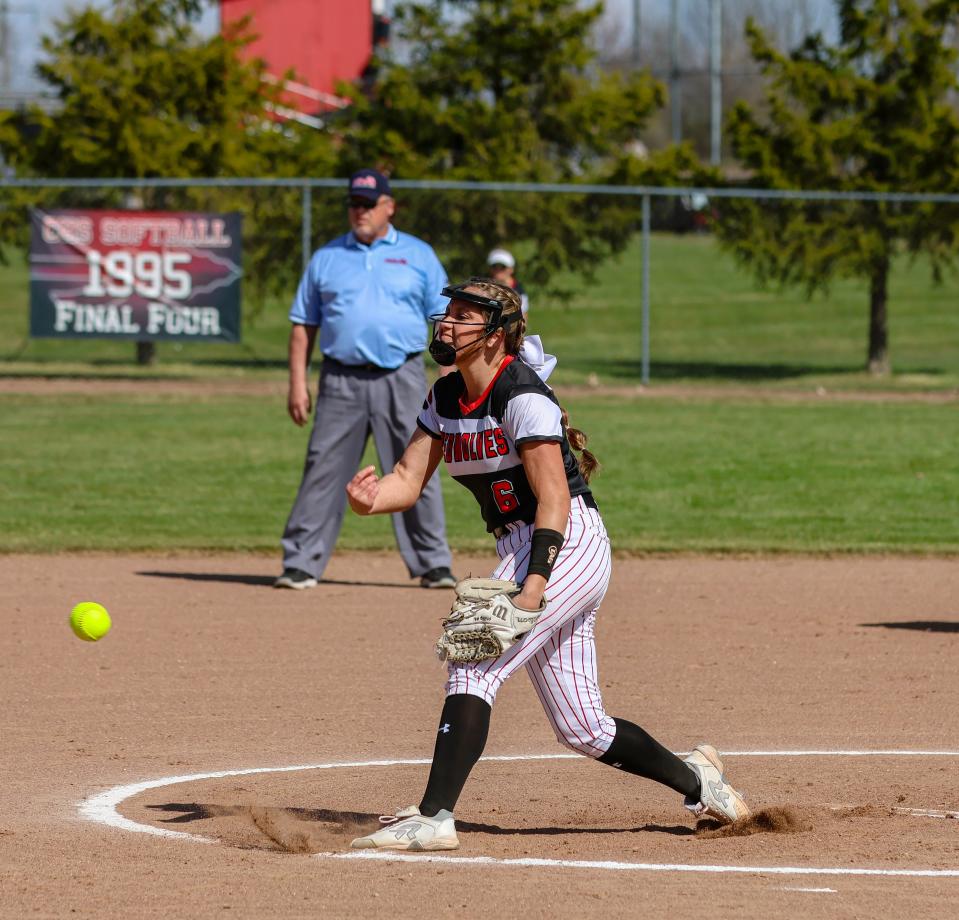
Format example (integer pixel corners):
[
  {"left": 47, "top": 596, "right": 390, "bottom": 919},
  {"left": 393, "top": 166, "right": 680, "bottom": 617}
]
[
  {"left": 323, "top": 352, "right": 421, "bottom": 373},
  {"left": 492, "top": 494, "right": 598, "bottom": 539}
]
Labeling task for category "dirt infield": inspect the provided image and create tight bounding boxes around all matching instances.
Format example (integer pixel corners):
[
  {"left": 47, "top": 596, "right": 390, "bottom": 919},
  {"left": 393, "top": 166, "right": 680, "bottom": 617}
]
[
  {"left": 3, "top": 373, "right": 958, "bottom": 403},
  {"left": 2, "top": 552, "right": 958, "bottom": 919}
]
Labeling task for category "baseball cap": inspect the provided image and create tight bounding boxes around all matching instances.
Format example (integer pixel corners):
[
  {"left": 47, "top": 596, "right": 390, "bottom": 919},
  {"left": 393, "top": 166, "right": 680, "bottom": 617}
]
[
  {"left": 347, "top": 168, "right": 392, "bottom": 202},
  {"left": 487, "top": 248, "right": 515, "bottom": 269}
]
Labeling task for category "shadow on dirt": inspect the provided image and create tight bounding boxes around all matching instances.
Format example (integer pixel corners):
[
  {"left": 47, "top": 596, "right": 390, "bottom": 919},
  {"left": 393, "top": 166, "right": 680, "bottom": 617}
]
[
  {"left": 860, "top": 620, "right": 959, "bottom": 634},
  {"left": 457, "top": 819, "right": 692, "bottom": 837},
  {"left": 136, "top": 571, "right": 276, "bottom": 587},
  {"left": 146, "top": 802, "right": 692, "bottom": 837},
  {"left": 135, "top": 570, "right": 423, "bottom": 590},
  {"left": 148, "top": 803, "right": 375, "bottom": 825}
]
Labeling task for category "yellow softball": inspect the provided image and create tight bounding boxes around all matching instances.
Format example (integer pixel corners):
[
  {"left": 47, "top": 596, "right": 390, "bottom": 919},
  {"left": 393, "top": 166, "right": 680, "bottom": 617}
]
[{"left": 69, "top": 602, "right": 112, "bottom": 642}]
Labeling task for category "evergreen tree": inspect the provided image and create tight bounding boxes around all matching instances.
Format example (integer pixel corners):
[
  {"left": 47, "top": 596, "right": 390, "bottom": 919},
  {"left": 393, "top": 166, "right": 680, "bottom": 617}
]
[
  {"left": 338, "top": 0, "right": 695, "bottom": 288},
  {"left": 717, "top": 0, "right": 959, "bottom": 374}
]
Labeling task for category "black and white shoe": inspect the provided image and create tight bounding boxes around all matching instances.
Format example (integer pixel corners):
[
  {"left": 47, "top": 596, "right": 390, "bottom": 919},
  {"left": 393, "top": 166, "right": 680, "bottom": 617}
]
[
  {"left": 273, "top": 568, "right": 318, "bottom": 590},
  {"left": 419, "top": 566, "right": 457, "bottom": 589}
]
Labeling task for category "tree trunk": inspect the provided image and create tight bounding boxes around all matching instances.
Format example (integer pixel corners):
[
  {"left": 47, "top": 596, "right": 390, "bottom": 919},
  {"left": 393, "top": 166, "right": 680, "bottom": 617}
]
[
  {"left": 136, "top": 342, "right": 156, "bottom": 366},
  {"left": 867, "top": 259, "right": 890, "bottom": 375}
]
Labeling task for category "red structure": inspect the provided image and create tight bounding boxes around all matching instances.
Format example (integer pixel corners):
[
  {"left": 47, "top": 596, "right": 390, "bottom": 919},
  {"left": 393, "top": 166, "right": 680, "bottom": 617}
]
[{"left": 220, "top": 0, "right": 377, "bottom": 116}]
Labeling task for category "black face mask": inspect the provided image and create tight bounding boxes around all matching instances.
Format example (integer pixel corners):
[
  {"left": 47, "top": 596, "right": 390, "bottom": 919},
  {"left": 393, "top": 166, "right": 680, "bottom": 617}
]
[
  {"left": 427, "top": 336, "right": 459, "bottom": 366},
  {"left": 428, "top": 329, "right": 488, "bottom": 366}
]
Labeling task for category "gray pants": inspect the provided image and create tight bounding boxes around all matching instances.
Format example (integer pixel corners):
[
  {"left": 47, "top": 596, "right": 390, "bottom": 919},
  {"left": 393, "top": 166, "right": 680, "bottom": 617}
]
[{"left": 281, "top": 355, "right": 452, "bottom": 581}]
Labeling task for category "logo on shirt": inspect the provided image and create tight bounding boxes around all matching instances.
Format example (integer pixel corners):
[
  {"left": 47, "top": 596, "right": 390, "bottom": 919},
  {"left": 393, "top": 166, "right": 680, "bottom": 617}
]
[
  {"left": 384, "top": 257, "right": 408, "bottom": 264},
  {"left": 442, "top": 428, "right": 509, "bottom": 463}
]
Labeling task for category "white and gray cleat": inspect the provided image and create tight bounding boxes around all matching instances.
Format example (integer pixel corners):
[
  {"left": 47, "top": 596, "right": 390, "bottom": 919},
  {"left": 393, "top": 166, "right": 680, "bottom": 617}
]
[
  {"left": 350, "top": 806, "right": 459, "bottom": 851},
  {"left": 683, "top": 743, "right": 751, "bottom": 824}
]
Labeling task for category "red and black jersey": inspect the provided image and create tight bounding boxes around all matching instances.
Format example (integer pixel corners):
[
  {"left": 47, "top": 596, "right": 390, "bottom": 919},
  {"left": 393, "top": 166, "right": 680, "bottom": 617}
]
[{"left": 417, "top": 355, "right": 592, "bottom": 533}]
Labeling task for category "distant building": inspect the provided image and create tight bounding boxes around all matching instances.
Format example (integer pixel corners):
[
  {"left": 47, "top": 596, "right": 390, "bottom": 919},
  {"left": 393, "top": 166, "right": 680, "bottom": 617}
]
[{"left": 219, "top": 0, "right": 390, "bottom": 126}]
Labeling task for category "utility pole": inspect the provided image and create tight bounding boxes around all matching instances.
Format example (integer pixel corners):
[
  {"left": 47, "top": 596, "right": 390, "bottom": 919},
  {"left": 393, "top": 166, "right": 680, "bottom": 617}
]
[
  {"left": 632, "top": 0, "right": 641, "bottom": 67},
  {"left": 709, "top": 0, "right": 722, "bottom": 165},
  {"left": 669, "top": 0, "right": 681, "bottom": 144}
]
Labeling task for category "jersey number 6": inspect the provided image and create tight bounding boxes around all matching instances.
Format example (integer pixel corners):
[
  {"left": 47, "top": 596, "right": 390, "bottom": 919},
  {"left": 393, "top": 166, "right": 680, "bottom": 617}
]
[{"left": 491, "top": 479, "right": 519, "bottom": 513}]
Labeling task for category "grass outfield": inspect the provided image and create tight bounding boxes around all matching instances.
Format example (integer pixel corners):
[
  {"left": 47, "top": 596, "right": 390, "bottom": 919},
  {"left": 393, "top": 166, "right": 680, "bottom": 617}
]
[
  {"left": 2, "top": 392, "right": 956, "bottom": 554},
  {"left": 2, "top": 233, "right": 958, "bottom": 390}
]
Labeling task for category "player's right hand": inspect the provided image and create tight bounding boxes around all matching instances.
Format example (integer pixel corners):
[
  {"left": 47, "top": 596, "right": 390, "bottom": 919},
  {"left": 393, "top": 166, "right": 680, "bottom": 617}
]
[
  {"left": 288, "top": 385, "right": 312, "bottom": 426},
  {"left": 346, "top": 465, "right": 380, "bottom": 515}
]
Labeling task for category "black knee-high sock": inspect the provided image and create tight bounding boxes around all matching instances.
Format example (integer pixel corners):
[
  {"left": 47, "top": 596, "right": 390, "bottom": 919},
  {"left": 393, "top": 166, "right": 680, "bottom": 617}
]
[
  {"left": 418, "top": 694, "right": 491, "bottom": 817},
  {"left": 597, "top": 717, "right": 700, "bottom": 798}
]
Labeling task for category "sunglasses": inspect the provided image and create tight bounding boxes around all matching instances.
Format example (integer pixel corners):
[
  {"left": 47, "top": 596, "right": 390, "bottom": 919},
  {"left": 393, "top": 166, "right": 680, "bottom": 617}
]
[{"left": 346, "top": 197, "right": 380, "bottom": 210}]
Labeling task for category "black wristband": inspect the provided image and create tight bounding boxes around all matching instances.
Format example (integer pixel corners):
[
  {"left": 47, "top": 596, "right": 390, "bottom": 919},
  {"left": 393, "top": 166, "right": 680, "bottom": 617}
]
[{"left": 526, "top": 528, "right": 565, "bottom": 581}]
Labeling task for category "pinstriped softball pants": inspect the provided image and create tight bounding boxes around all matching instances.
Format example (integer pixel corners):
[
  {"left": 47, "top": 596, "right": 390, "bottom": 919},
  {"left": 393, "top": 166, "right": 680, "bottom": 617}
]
[{"left": 446, "top": 495, "right": 617, "bottom": 758}]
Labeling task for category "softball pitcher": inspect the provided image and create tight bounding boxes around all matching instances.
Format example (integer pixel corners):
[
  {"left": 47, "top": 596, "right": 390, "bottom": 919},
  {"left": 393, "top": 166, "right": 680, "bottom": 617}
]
[{"left": 346, "top": 279, "right": 749, "bottom": 851}]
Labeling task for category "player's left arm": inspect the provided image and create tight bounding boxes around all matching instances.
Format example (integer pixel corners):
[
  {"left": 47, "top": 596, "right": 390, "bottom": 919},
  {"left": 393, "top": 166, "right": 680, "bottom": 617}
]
[
  {"left": 516, "top": 440, "right": 570, "bottom": 609},
  {"left": 346, "top": 428, "right": 443, "bottom": 515}
]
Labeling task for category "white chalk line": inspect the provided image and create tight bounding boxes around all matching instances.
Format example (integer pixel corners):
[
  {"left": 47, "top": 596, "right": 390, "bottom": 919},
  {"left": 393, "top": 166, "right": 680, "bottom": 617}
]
[
  {"left": 322, "top": 850, "right": 959, "bottom": 878},
  {"left": 895, "top": 808, "right": 959, "bottom": 820},
  {"left": 782, "top": 887, "right": 837, "bottom": 893},
  {"left": 78, "top": 749, "right": 959, "bottom": 880}
]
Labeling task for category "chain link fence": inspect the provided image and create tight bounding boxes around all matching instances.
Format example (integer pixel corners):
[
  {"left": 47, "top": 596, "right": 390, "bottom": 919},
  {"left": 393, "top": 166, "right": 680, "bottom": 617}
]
[{"left": 3, "top": 177, "right": 958, "bottom": 383}]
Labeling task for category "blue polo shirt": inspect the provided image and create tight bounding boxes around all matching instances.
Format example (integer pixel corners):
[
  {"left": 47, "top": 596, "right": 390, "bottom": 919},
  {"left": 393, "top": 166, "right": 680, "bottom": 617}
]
[{"left": 289, "top": 225, "right": 449, "bottom": 369}]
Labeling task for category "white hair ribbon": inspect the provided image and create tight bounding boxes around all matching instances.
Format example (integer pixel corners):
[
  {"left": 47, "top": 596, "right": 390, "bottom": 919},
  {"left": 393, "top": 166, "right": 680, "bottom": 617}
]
[{"left": 518, "top": 334, "right": 557, "bottom": 383}]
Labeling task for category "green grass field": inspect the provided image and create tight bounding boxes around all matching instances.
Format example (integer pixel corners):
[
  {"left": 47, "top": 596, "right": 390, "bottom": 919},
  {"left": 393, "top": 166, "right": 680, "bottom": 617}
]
[
  {"left": 2, "top": 392, "right": 956, "bottom": 554},
  {"left": 3, "top": 232, "right": 956, "bottom": 554},
  {"left": 3, "top": 233, "right": 958, "bottom": 390}
]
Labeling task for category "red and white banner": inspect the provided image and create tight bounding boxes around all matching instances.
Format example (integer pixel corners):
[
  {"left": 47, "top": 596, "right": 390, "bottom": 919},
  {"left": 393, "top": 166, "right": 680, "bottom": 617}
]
[{"left": 29, "top": 208, "right": 242, "bottom": 342}]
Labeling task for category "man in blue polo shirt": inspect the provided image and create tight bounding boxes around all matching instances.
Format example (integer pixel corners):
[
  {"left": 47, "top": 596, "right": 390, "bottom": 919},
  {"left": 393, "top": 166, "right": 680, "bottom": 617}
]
[{"left": 275, "top": 168, "right": 455, "bottom": 590}]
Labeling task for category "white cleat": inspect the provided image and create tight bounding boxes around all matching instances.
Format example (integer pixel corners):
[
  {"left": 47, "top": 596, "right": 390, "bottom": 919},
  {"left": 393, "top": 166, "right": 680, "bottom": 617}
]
[
  {"left": 683, "top": 743, "right": 751, "bottom": 824},
  {"left": 350, "top": 806, "right": 459, "bottom": 851}
]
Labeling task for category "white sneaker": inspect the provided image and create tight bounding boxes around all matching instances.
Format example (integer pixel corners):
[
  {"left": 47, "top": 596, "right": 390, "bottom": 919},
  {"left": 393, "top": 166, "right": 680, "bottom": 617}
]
[
  {"left": 350, "top": 806, "right": 459, "bottom": 851},
  {"left": 683, "top": 744, "right": 750, "bottom": 824}
]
